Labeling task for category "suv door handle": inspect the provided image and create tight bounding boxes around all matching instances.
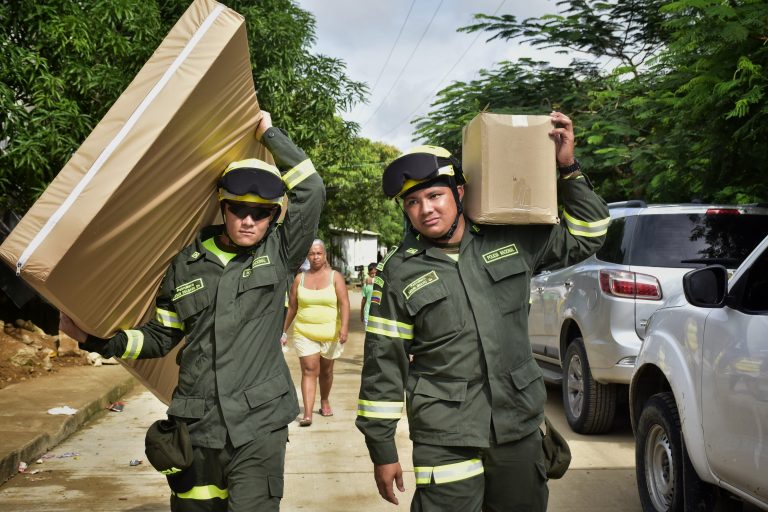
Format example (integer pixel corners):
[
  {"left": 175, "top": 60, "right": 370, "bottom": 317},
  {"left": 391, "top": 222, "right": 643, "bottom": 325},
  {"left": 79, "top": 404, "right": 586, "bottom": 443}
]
[{"left": 564, "top": 280, "right": 574, "bottom": 288}]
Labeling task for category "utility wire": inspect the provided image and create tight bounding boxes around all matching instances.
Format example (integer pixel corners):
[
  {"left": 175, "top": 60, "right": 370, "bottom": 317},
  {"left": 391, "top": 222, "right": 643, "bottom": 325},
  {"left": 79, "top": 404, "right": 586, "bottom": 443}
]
[
  {"left": 367, "top": 0, "right": 417, "bottom": 95},
  {"left": 362, "top": 0, "right": 444, "bottom": 128},
  {"left": 380, "top": 0, "right": 508, "bottom": 140}
]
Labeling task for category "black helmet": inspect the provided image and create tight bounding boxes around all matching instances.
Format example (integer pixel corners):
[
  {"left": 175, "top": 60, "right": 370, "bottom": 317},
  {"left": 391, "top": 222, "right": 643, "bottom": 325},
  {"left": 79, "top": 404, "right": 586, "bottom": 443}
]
[
  {"left": 382, "top": 145, "right": 466, "bottom": 199},
  {"left": 218, "top": 158, "right": 284, "bottom": 207}
]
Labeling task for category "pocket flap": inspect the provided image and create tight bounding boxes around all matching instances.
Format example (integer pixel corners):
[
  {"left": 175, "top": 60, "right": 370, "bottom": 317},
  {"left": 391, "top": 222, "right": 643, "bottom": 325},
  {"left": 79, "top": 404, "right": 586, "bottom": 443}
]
[
  {"left": 405, "top": 279, "right": 449, "bottom": 316},
  {"left": 173, "top": 290, "right": 211, "bottom": 319},
  {"left": 167, "top": 396, "right": 205, "bottom": 419},
  {"left": 484, "top": 256, "right": 529, "bottom": 283},
  {"left": 414, "top": 376, "right": 467, "bottom": 402},
  {"left": 239, "top": 266, "right": 279, "bottom": 293},
  {"left": 510, "top": 358, "right": 543, "bottom": 390},
  {"left": 244, "top": 373, "right": 290, "bottom": 409}
]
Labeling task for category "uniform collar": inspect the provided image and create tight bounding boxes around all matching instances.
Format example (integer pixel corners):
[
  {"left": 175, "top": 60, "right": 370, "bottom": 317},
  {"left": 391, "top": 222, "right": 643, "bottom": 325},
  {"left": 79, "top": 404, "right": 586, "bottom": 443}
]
[
  {"left": 400, "top": 217, "right": 483, "bottom": 260},
  {"left": 189, "top": 224, "right": 258, "bottom": 264}
]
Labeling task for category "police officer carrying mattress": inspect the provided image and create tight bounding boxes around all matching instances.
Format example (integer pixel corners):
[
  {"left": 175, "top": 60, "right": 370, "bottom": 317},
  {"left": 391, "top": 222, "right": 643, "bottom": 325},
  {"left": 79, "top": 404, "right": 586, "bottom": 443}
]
[
  {"left": 60, "top": 112, "right": 324, "bottom": 511},
  {"left": 355, "top": 111, "right": 609, "bottom": 511}
]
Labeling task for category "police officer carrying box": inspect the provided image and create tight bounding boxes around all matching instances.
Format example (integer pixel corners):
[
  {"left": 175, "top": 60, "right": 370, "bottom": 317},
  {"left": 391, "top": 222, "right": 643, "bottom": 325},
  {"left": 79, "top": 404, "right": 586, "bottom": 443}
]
[
  {"left": 356, "top": 111, "right": 609, "bottom": 511},
  {"left": 60, "top": 112, "right": 325, "bottom": 511}
]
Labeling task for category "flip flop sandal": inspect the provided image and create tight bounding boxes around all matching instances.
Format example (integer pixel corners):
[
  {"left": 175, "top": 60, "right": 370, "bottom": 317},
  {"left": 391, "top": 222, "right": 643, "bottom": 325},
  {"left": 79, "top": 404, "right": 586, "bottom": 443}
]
[
  {"left": 319, "top": 408, "right": 334, "bottom": 417},
  {"left": 299, "top": 417, "right": 312, "bottom": 427}
]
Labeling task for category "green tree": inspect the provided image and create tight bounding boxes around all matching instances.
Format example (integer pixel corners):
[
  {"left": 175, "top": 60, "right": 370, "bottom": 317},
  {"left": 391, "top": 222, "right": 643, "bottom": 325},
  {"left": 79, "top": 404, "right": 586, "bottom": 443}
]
[
  {"left": 418, "top": 0, "right": 768, "bottom": 203},
  {"left": 1, "top": 0, "right": 164, "bottom": 211}
]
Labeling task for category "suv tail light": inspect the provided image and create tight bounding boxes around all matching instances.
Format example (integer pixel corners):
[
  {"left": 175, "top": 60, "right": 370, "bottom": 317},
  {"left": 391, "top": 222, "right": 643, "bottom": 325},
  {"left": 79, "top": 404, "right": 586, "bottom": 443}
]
[
  {"left": 706, "top": 208, "right": 740, "bottom": 215},
  {"left": 599, "top": 270, "right": 662, "bottom": 300}
]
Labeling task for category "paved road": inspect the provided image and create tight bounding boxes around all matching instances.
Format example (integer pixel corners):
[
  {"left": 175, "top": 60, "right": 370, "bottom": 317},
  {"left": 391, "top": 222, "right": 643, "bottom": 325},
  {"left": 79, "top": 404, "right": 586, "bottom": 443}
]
[{"left": 0, "top": 290, "right": 641, "bottom": 511}]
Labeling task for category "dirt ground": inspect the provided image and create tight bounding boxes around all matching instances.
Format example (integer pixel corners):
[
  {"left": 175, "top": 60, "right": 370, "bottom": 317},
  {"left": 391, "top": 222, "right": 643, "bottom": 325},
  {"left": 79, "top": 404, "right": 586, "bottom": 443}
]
[{"left": 0, "top": 318, "right": 89, "bottom": 390}]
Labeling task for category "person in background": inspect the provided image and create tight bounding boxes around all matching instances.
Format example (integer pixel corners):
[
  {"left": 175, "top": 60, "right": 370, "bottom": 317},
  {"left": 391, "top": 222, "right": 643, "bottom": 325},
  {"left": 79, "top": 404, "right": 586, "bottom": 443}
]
[
  {"left": 360, "top": 262, "right": 377, "bottom": 327},
  {"left": 283, "top": 239, "right": 350, "bottom": 427},
  {"left": 356, "top": 112, "right": 609, "bottom": 510},
  {"left": 60, "top": 112, "right": 325, "bottom": 511}
]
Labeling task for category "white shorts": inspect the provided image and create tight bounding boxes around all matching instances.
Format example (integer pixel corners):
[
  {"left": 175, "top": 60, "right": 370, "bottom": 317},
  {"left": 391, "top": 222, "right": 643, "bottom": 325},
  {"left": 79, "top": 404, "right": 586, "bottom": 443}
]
[{"left": 293, "top": 332, "right": 344, "bottom": 360}]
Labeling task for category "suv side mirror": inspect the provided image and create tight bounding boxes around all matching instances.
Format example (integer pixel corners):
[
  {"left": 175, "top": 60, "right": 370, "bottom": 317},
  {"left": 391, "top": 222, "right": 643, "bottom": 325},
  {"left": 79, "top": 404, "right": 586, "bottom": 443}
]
[{"left": 683, "top": 265, "right": 728, "bottom": 308}]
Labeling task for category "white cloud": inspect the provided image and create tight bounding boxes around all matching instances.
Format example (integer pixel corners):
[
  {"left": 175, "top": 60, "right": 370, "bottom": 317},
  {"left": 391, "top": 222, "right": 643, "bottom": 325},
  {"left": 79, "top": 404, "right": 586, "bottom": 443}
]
[{"left": 296, "top": 0, "right": 568, "bottom": 151}]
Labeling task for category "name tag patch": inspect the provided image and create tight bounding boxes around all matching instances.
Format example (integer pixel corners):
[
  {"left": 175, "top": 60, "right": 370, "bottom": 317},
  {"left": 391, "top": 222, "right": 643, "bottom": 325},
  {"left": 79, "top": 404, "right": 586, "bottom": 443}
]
[
  {"left": 173, "top": 278, "right": 204, "bottom": 301},
  {"left": 482, "top": 244, "right": 519, "bottom": 264},
  {"left": 404, "top": 271, "right": 439, "bottom": 300},
  {"left": 252, "top": 255, "right": 270, "bottom": 268}
]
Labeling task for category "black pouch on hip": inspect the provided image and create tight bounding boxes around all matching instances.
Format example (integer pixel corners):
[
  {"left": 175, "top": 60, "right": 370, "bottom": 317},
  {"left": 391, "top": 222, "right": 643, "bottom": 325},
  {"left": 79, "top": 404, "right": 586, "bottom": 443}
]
[
  {"left": 542, "top": 416, "right": 572, "bottom": 479},
  {"left": 145, "top": 418, "right": 193, "bottom": 475}
]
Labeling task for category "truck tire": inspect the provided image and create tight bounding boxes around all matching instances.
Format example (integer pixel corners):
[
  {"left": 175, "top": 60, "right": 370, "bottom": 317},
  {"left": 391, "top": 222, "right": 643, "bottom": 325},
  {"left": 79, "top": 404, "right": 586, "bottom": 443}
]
[
  {"left": 635, "top": 392, "right": 717, "bottom": 512},
  {"left": 562, "top": 337, "right": 616, "bottom": 434}
]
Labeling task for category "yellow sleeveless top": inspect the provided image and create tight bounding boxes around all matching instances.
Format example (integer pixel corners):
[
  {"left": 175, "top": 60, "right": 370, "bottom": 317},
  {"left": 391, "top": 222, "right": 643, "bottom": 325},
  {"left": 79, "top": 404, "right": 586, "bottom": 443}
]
[{"left": 295, "top": 270, "right": 340, "bottom": 342}]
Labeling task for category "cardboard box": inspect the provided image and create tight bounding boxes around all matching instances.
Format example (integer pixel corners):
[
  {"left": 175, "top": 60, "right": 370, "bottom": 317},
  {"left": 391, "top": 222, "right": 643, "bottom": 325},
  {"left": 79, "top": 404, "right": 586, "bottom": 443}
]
[
  {"left": 0, "top": 0, "right": 270, "bottom": 404},
  {"left": 462, "top": 112, "right": 558, "bottom": 224}
]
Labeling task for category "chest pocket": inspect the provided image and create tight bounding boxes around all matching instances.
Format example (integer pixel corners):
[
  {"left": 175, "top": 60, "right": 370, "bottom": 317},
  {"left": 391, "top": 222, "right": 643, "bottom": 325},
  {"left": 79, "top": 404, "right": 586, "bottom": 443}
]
[
  {"left": 405, "top": 277, "right": 462, "bottom": 342},
  {"left": 484, "top": 256, "right": 530, "bottom": 315},
  {"left": 173, "top": 285, "right": 213, "bottom": 324},
  {"left": 238, "top": 265, "right": 280, "bottom": 321}
]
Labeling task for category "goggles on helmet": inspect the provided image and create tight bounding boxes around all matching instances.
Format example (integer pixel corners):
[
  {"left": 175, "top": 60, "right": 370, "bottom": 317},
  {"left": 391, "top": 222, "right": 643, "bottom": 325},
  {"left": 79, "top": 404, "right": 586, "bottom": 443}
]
[
  {"left": 218, "top": 159, "right": 284, "bottom": 205},
  {"left": 382, "top": 149, "right": 464, "bottom": 199}
]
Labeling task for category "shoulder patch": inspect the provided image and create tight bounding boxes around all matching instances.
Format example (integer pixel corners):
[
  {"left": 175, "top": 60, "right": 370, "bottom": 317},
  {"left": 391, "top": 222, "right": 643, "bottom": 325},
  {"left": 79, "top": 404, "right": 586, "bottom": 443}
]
[
  {"left": 403, "top": 270, "right": 439, "bottom": 300},
  {"left": 377, "top": 245, "right": 399, "bottom": 271},
  {"left": 373, "top": 276, "right": 385, "bottom": 288},
  {"left": 406, "top": 248, "right": 419, "bottom": 255},
  {"left": 482, "top": 244, "right": 519, "bottom": 264},
  {"left": 173, "top": 278, "right": 205, "bottom": 301}
]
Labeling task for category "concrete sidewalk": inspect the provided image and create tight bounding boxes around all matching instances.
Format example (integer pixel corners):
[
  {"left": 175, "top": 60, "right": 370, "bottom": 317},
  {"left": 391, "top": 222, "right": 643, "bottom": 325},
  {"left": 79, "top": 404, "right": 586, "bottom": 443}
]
[{"left": 0, "top": 364, "right": 136, "bottom": 485}]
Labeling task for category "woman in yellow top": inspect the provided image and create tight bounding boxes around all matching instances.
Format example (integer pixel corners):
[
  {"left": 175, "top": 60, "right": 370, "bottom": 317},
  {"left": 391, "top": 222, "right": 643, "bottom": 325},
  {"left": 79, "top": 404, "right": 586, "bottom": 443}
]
[{"left": 284, "top": 239, "right": 350, "bottom": 426}]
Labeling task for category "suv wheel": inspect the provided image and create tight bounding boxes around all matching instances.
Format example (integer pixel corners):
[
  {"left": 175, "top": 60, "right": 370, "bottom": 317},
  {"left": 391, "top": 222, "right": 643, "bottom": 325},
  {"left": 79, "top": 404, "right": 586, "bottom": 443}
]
[
  {"left": 636, "top": 392, "right": 719, "bottom": 512},
  {"left": 562, "top": 338, "right": 616, "bottom": 434}
]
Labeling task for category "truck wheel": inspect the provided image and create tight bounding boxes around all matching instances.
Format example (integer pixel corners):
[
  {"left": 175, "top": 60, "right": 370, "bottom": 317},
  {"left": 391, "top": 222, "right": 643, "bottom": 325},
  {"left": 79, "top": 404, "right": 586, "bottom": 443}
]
[
  {"left": 636, "top": 392, "right": 687, "bottom": 511},
  {"left": 562, "top": 337, "right": 616, "bottom": 434}
]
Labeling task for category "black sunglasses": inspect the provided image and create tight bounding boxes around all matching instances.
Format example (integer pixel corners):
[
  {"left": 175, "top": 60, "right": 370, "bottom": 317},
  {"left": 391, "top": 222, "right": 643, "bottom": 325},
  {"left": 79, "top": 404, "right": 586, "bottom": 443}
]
[{"left": 225, "top": 202, "right": 276, "bottom": 220}]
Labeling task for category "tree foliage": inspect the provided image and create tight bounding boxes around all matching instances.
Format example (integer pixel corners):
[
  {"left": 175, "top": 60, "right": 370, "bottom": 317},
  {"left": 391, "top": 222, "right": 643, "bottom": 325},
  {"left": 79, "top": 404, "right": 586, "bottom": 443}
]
[
  {"left": 417, "top": 0, "right": 768, "bottom": 203},
  {"left": 1, "top": 0, "right": 383, "bottom": 243}
]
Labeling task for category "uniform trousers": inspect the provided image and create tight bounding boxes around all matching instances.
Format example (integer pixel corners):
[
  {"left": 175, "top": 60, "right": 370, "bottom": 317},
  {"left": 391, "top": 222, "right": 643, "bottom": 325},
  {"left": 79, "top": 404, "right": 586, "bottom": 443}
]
[
  {"left": 169, "top": 426, "right": 288, "bottom": 512},
  {"left": 411, "top": 429, "right": 548, "bottom": 512}
]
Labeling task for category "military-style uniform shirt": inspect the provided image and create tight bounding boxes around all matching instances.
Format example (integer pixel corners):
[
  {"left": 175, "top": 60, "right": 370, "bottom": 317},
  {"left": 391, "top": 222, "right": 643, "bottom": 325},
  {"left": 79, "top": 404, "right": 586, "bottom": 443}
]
[
  {"left": 87, "top": 127, "right": 325, "bottom": 449},
  {"left": 356, "top": 173, "right": 609, "bottom": 464}
]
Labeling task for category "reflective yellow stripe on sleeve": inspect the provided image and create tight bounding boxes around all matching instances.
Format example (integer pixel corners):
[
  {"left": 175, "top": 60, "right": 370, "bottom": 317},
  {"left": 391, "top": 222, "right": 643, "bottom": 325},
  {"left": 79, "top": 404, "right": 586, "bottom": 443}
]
[
  {"left": 155, "top": 308, "right": 184, "bottom": 331},
  {"left": 121, "top": 329, "right": 144, "bottom": 360},
  {"left": 357, "top": 399, "right": 404, "bottom": 419},
  {"left": 282, "top": 159, "right": 316, "bottom": 190},
  {"left": 366, "top": 316, "right": 414, "bottom": 340},
  {"left": 414, "top": 458, "right": 484, "bottom": 486},
  {"left": 563, "top": 211, "right": 610, "bottom": 238},
  {"left": 173, "top": 485, "right": 229, "bottom": 500}
]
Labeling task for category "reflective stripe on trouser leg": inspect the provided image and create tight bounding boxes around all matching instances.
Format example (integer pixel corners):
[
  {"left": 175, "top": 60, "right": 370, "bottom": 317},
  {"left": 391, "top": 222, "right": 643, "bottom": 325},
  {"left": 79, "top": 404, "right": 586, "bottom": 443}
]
[
  {"left": 169, "top": 446, "right": 228, "bottom": 512},
  {"left": 482, "top": 429, "right": 549, "bottom": 512},
  {"left": 411, "top": 443, "right": 484, "bottom": 512}
]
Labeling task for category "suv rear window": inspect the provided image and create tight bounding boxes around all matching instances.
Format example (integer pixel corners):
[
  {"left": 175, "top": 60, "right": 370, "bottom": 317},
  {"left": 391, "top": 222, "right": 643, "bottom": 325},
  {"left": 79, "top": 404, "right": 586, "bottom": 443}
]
[{"left": 628, "top": 213, "right": 768, "bottom": 268}]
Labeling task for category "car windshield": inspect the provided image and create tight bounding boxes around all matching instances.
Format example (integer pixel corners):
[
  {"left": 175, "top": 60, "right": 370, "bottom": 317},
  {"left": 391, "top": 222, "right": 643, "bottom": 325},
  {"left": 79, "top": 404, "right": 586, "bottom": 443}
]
[{"left": 629, "top": 213, "right": 768, "bottom": 268}]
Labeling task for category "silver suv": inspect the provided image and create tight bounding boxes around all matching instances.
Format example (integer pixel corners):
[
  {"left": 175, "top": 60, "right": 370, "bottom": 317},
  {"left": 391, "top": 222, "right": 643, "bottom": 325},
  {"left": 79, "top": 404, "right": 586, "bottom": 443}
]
[{"left": 528, "top": 201, "right": 768, "bottom": 434}]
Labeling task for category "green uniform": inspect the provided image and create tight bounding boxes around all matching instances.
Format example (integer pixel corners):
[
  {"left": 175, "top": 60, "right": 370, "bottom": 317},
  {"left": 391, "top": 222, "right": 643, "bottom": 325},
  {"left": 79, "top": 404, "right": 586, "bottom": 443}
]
[
  {"left": 356, "top": 173, "right": 608, "bottom": 511},
  {"left": 85, "top": 127, "right": 324, "bottom": 511}
]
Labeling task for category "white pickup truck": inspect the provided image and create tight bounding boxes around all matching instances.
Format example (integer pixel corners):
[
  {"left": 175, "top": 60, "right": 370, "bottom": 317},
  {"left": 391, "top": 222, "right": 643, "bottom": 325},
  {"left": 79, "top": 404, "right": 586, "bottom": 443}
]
[{"left": 629, "top": 235, "right": 768, "bottom": 511}]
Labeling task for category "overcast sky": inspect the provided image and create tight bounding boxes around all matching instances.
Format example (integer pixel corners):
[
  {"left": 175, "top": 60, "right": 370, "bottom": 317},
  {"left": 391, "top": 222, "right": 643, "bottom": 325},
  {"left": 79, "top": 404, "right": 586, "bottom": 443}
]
[{"left": 295, "top": 0, "right": 568, "bottom": 151}]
